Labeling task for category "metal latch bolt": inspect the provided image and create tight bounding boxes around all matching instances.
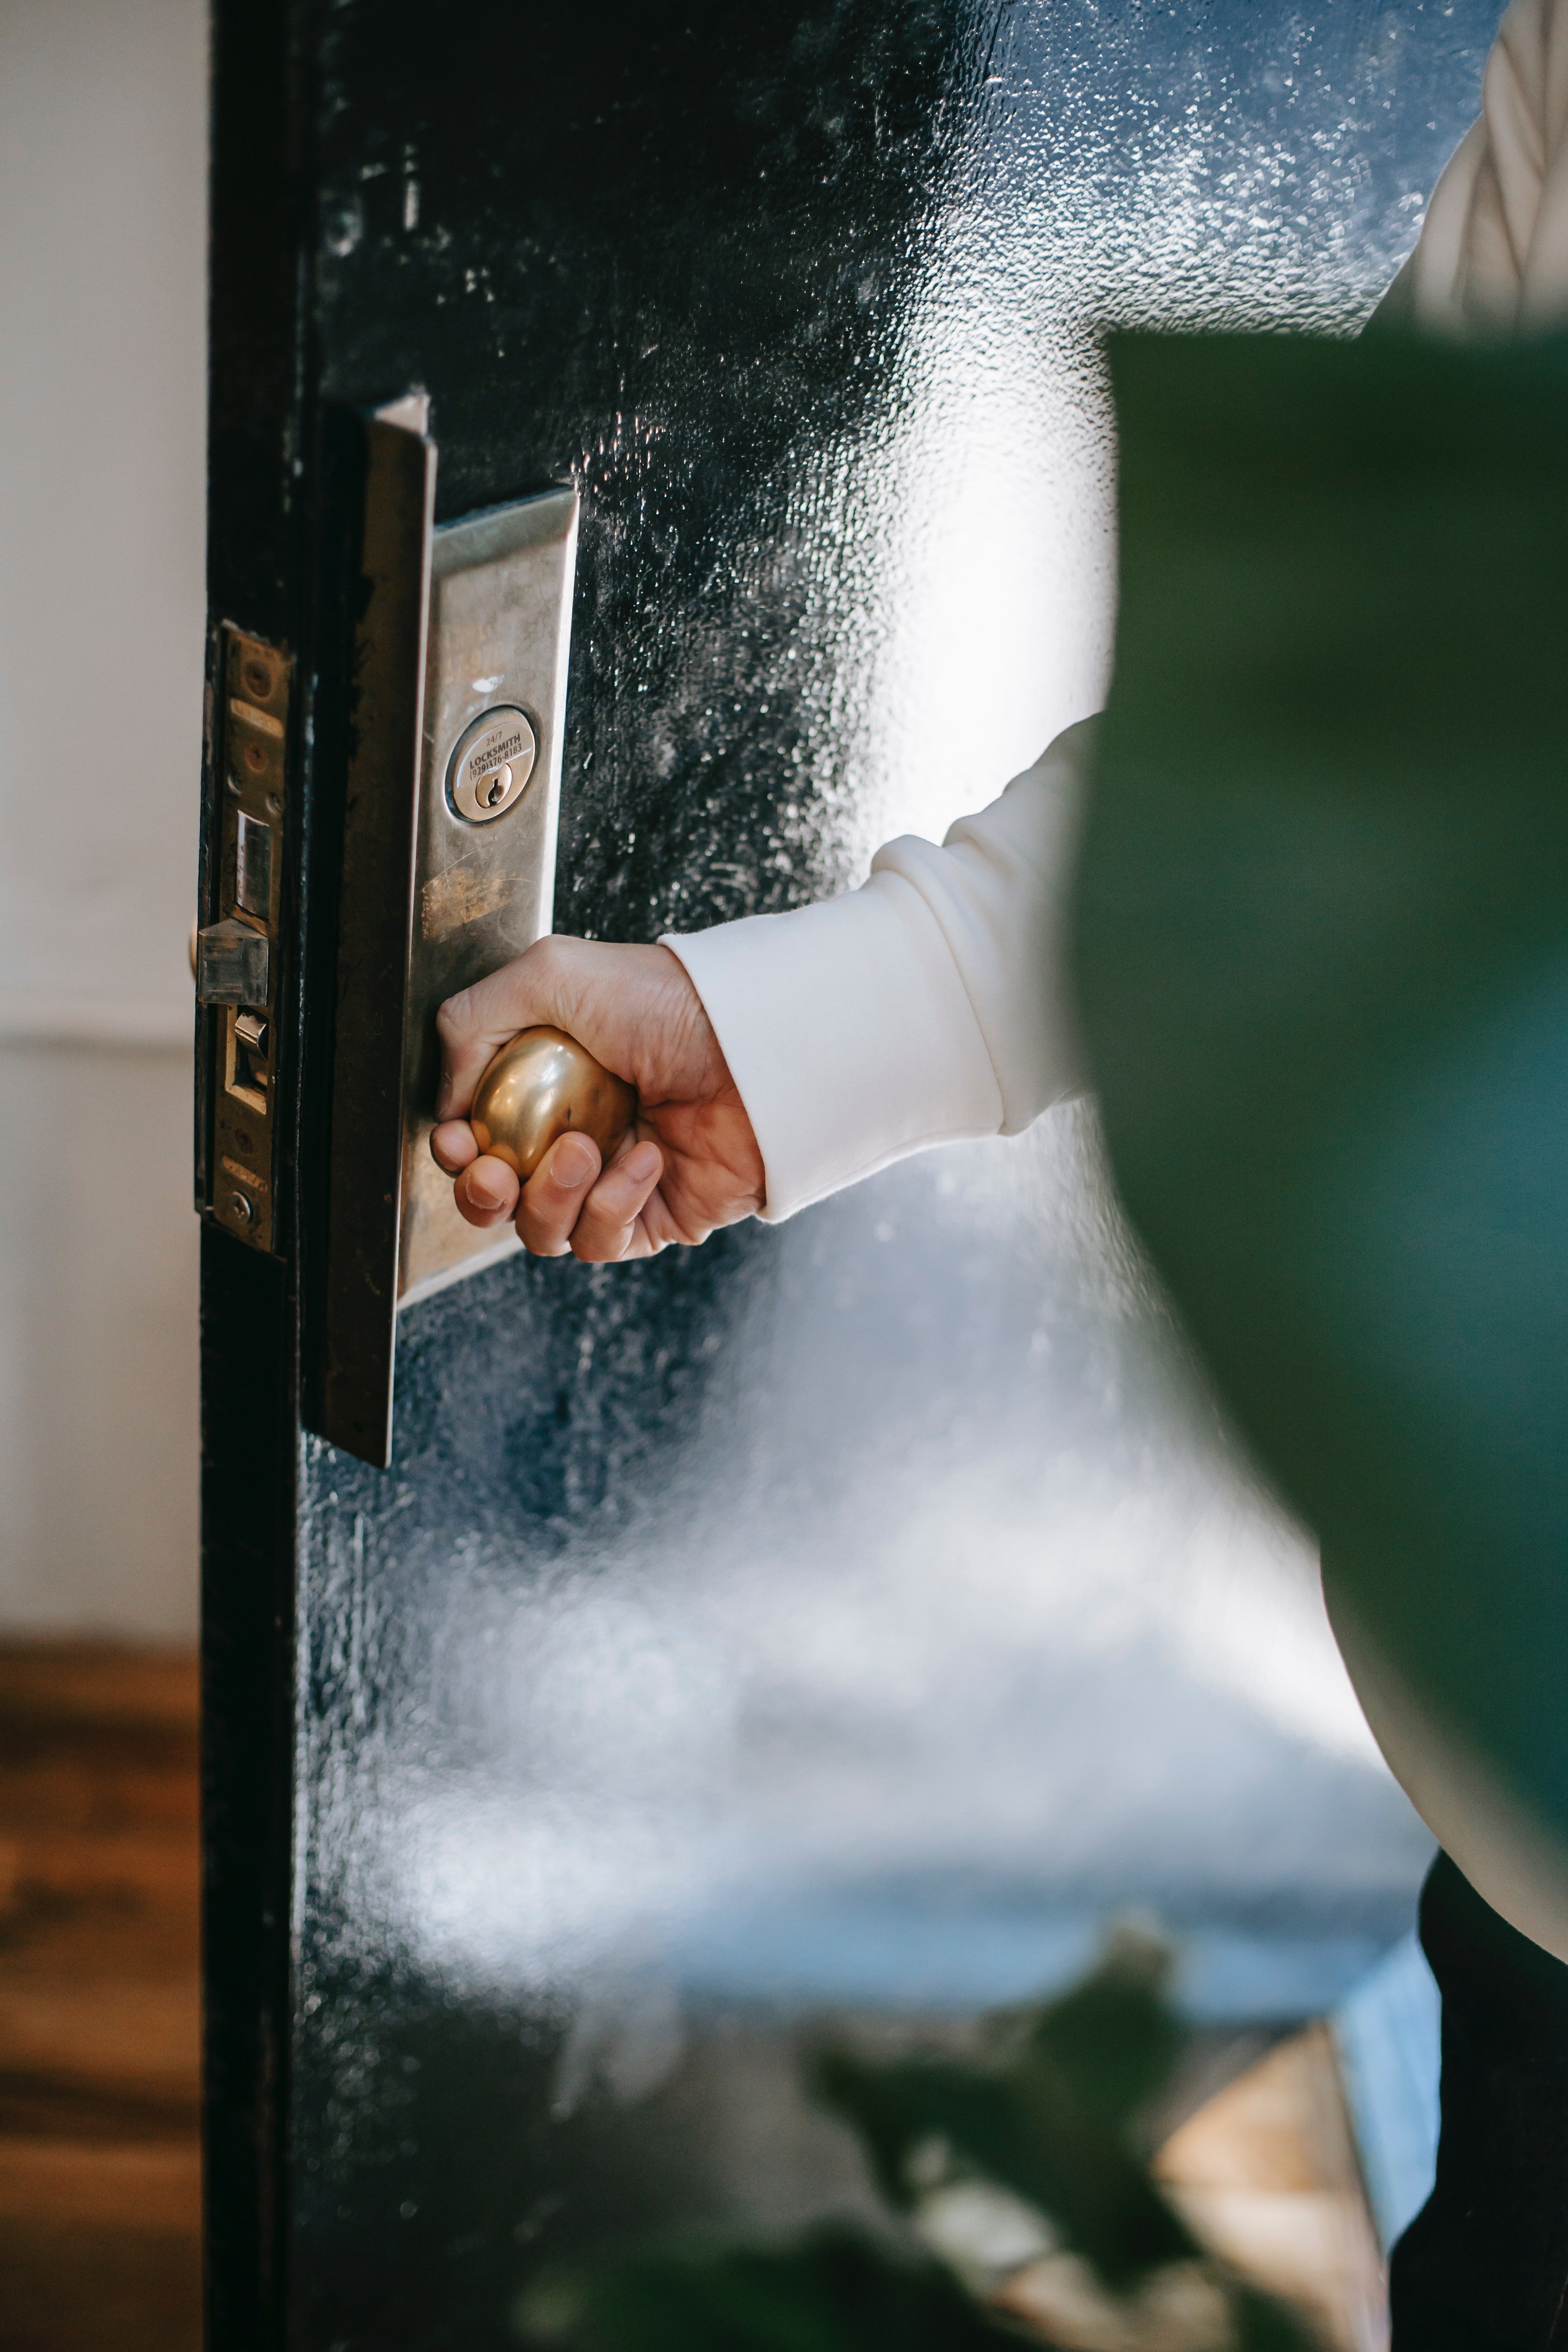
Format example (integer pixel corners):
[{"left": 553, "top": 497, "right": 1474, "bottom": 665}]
[{"left": 196, "top": 916, "right": 270, "bottom": 1006}]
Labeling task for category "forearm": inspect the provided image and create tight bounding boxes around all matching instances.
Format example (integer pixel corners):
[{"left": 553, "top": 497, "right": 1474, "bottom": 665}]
[{"left": 662, "top": 720, "right": 1095, "bottom": 1221}]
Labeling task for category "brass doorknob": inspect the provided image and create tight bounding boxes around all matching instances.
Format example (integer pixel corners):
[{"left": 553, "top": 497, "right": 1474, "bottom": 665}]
[{"left": 469, "top": 1027, "right": 637, "bottom": 1185}]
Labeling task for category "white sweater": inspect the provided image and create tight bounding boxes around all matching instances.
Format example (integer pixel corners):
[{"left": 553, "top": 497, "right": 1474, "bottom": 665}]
[
  {"left": 661, "top": 0, "right": 1568, "bottom": 1961},
  {"left": 668, "top": 721, "right": 1093, "bottom": 1221}
]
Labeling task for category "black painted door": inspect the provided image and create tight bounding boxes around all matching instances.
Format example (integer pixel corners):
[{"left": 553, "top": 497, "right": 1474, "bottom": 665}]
[{"left": 201, "top": 3, "right": 1494, "bottom": 2343}]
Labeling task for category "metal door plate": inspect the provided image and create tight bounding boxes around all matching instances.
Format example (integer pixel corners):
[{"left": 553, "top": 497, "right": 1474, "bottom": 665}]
[
  {"left": 398, "top": 492, "right": 577, "bottom": 1307},
  {"left": 315, "top": 392, "right": 577, "bottom": 1466}
]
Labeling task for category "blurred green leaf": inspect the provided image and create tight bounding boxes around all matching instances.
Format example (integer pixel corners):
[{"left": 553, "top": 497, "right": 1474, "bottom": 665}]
[
  {"left": 813, "top": 1934, "right": 1198, "bottom": 2287},
  {"left": 519, "top": 2223, "right": 1024, "bottom": 2352},
  {"left": 1076, "top": 327, "right": 1568, "bottom": 1853},
  {"left": 1021, "top": 1928, "right": 1185, "bottom": 2138},
  {"left": 1232, "top": 2285, "right": 1324, "bottom": 2352},
  {"left": 525, "top": 1936, "right": 1331, "bottom": 2350},
  {"left": 814, "top": 2048, "right": 1195, "bottom": 2287}
]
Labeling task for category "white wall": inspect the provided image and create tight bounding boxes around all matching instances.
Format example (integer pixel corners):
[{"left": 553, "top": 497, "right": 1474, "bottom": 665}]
[{"left": 0, "top": 0, "right": 208, "bottom": 1637}]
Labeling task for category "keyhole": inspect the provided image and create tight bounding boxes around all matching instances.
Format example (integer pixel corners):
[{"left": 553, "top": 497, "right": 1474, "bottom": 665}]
[{"left": 483, "top": 763, "right": 512, "bottom": 808}]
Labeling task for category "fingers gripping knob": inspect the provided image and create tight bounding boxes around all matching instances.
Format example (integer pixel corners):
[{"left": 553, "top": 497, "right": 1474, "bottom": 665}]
[{"left": 469, "top": 1028, "right": 637, "bottom": 1186}]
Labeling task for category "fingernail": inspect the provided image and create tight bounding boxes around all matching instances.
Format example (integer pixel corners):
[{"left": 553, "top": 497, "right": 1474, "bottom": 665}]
[
  {"left": 554, "top": 1134, "right": 597, "bottom": 1185},
  {"left": 625, "top": 1142, "right": 660, "bottom": 1183},
  {"left": 468, "top": 1173, "right": 504, "bottom": 1209}
]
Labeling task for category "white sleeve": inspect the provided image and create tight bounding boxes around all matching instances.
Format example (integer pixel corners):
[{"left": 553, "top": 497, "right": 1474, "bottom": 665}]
[
  {"left": 661, "top": 718, "right": 1094, "bottom": 1222},
  {"left": 1397, "top": 0, "right": 1568, "bottom": 333}
]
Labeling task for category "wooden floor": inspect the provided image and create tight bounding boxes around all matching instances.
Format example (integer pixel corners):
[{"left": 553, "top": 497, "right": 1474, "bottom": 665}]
[{"left": 0, "top": 1642, "right": 201, "bottom": 2352}]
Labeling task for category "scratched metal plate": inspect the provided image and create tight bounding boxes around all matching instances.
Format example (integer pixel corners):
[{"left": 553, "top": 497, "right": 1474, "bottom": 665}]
[{"left": 397, "top": 489, "right": 577, "bottom": 1307}]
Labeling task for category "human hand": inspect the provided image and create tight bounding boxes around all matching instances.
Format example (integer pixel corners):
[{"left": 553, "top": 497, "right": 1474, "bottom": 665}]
[{"left": 431, "top": 937, "right": 765, "bottom": 1261}]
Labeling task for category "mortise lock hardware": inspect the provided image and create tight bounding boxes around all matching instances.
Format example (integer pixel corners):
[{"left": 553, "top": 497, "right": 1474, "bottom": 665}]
[
  {"left": 194, "top": 632, "right": 291, "bottom": 1250},
  {"left": 196, "top": 394, "right": 588, "bottom": 1468}
]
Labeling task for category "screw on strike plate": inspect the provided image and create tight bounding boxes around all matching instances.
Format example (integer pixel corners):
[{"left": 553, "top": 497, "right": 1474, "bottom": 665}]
[
  {"left": 241, "top": 655, "right": 274, "bottom": 701},
  {"left": 228, "top": 1191, "right": 254, "bottom": 1227}
]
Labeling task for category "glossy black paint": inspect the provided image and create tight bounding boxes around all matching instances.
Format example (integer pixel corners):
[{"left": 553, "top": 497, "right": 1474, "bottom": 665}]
[
  {"left": 294, "top": 16, "right": 1000, "bottom": 2336},
  {"left": 202, "top": 0, "right": 310, "bottom": 2331},
  {"left": 202, "top": 0, "right": 1501, "bottom": 2343}
]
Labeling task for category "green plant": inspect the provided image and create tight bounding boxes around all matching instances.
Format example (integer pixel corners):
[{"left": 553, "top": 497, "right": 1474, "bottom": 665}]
[
  {"left": 517, "top": 1931, "right": 1320, "bottom": 2351},
  {"left": 517, "top": 1929, "right": 1326, "bottom": 2352}
]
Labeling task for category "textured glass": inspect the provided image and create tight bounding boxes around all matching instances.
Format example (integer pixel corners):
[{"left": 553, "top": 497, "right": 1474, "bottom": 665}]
[{"left": 297, "top": 1, "right": 1498, "bottom": 2330}]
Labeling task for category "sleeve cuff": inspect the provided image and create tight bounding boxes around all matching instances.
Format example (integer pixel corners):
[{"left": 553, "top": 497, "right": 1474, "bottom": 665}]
[{"left": 662, "top": 871, "right": 1005, "bottom": 1223}]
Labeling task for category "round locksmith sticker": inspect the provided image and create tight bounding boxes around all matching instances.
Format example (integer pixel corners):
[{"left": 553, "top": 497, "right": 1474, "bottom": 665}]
[{"left": 446, "top": 705, "right": 538, "bottom": 824}]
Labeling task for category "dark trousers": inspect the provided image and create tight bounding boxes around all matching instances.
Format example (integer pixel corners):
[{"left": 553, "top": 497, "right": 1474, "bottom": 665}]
[{"left": 1391, "top": 1854, "right": 1568, "bottom": 2348}]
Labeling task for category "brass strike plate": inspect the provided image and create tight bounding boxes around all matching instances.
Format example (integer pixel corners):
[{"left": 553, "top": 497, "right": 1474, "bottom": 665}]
[{"left": 199, "top": 628, "right": 291, "bottom": 1254}]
